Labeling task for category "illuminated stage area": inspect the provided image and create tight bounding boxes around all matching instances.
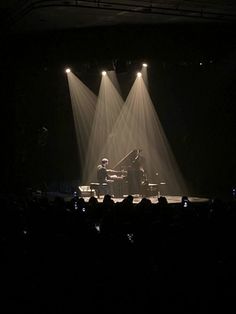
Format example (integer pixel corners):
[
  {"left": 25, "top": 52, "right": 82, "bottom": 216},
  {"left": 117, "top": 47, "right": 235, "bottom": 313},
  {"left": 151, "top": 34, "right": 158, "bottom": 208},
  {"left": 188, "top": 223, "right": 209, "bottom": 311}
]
[
  {"left": 66, "top": 64, "right": 188, "bottom": 198},
  {"left": 47, "top": 188, "right": 209, "bottom": 205}
]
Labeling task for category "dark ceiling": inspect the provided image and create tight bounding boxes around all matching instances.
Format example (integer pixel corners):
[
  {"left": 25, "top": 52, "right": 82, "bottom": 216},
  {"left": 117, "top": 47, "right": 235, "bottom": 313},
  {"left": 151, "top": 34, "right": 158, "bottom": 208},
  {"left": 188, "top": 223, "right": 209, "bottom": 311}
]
[
  {"left": 1, "top": 0, "right": 236, "bottom": 34},
  {"left": 1, "top": 0, "right": 236, "bottom": 63}
]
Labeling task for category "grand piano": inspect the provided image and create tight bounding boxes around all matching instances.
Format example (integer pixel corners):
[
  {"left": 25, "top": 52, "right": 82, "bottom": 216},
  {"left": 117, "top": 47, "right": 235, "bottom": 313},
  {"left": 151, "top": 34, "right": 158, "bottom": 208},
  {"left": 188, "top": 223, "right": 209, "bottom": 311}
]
[
  {"left": 111, "top": 149, "right": 145, "bottom": 197},
  {"left": 90, "top": 149, "right": 158, "bottom": 198}
]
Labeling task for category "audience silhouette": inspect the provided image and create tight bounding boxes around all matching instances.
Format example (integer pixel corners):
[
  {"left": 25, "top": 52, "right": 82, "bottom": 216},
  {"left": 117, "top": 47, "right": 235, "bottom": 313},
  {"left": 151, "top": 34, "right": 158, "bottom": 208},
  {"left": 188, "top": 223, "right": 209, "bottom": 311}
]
[{"left": 0, "top": 189, "right": 234, "bottom": 313}]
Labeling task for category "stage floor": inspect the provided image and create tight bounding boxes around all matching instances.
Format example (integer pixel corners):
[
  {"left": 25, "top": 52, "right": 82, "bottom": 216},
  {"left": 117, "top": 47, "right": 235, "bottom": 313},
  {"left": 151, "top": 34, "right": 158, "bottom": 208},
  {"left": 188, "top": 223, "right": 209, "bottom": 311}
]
[{"left": 47, "top": 192, "right": 209, "bottom": 204}]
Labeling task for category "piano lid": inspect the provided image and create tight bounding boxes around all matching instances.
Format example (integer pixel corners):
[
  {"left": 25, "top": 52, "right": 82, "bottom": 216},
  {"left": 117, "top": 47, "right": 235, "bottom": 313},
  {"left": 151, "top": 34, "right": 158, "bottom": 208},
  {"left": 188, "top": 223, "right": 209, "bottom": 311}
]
[{"left": 113, "top": 149, "right": 140, "bottom": 171}]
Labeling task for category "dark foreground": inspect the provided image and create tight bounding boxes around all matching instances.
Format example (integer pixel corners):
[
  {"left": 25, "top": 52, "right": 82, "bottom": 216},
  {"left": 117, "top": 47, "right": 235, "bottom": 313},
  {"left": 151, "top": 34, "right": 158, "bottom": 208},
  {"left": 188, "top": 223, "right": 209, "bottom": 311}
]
[{"left": 0, "top": 192, "right": 234, "bottom": 313}]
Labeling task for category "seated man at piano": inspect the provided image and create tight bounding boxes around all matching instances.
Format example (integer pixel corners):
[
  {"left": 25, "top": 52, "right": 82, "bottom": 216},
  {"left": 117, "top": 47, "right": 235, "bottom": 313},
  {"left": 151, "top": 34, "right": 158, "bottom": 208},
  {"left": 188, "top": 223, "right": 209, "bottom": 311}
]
[{"left": 97, "top": 158, "right": 125, "bottom": 196}]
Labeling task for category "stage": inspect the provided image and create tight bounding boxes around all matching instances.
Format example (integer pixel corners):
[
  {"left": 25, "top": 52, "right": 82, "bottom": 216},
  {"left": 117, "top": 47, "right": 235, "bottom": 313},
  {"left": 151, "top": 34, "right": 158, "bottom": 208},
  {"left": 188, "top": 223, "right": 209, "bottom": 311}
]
[{"left": 46, "top": 191, "right": 209, "bottom": 204}]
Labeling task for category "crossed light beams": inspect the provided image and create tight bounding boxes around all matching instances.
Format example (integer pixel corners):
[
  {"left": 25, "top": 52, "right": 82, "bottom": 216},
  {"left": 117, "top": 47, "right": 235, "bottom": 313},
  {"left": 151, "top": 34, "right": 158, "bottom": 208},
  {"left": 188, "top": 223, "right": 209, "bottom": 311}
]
[
  {"left": 67, "top": 66, "right": 187, "bottom": 196},
  {"left": 66, "top": 71, "right": 97, "bottom": 171},
  {"left": 99, "top": 72, "right": 187, "bottom": 195},
  {"left": 96, "top": 65, "right": 150, "bottom": 168}
]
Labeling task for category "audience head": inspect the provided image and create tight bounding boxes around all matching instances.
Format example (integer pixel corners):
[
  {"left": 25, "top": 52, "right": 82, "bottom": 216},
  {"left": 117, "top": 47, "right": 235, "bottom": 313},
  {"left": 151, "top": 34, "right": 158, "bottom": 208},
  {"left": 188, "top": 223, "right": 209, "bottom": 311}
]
[{"left": 158, "top": 196, "right": 168, "bottom": 206}]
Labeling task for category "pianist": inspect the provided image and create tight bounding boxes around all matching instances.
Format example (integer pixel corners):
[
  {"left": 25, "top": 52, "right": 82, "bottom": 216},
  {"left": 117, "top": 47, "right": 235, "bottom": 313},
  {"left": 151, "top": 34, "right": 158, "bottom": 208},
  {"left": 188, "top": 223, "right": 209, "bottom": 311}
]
[
  {"left": 97, "top": 158, "right": 126, "bottom": 196},
  {"left": 97, "top": 158, "right": 113, "bottom": 195}
]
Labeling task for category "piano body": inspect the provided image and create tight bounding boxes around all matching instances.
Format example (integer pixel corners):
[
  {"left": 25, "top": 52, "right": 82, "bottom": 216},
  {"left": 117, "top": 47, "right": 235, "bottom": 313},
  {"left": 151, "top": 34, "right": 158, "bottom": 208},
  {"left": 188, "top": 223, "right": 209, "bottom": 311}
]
[{"left": 111, "top": 149, "right": 144, "bottom": 197}]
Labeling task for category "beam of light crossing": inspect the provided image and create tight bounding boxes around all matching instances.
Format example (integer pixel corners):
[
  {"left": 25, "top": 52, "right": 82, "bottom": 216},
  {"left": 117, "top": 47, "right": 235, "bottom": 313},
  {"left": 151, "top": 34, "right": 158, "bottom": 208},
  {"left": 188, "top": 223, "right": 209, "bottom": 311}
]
[{"left": 109, "top": 74, "right": 187, "bottom": 196}]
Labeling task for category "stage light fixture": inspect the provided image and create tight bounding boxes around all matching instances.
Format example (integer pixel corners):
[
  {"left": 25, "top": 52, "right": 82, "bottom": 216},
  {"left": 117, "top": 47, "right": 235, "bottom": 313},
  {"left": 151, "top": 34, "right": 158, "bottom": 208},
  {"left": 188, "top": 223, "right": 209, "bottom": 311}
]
[
  {"left": 142, "top": 63, "right": 148, "bottom": 67},
  {"left": 65, "top": 68, "right": 71, "bottom": 73},
  {"left": 137, "top": 72, "right": 142, "bottom": 77},
  {"left": 102, "top": 71, "right": 107, "bottom": 76}
]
